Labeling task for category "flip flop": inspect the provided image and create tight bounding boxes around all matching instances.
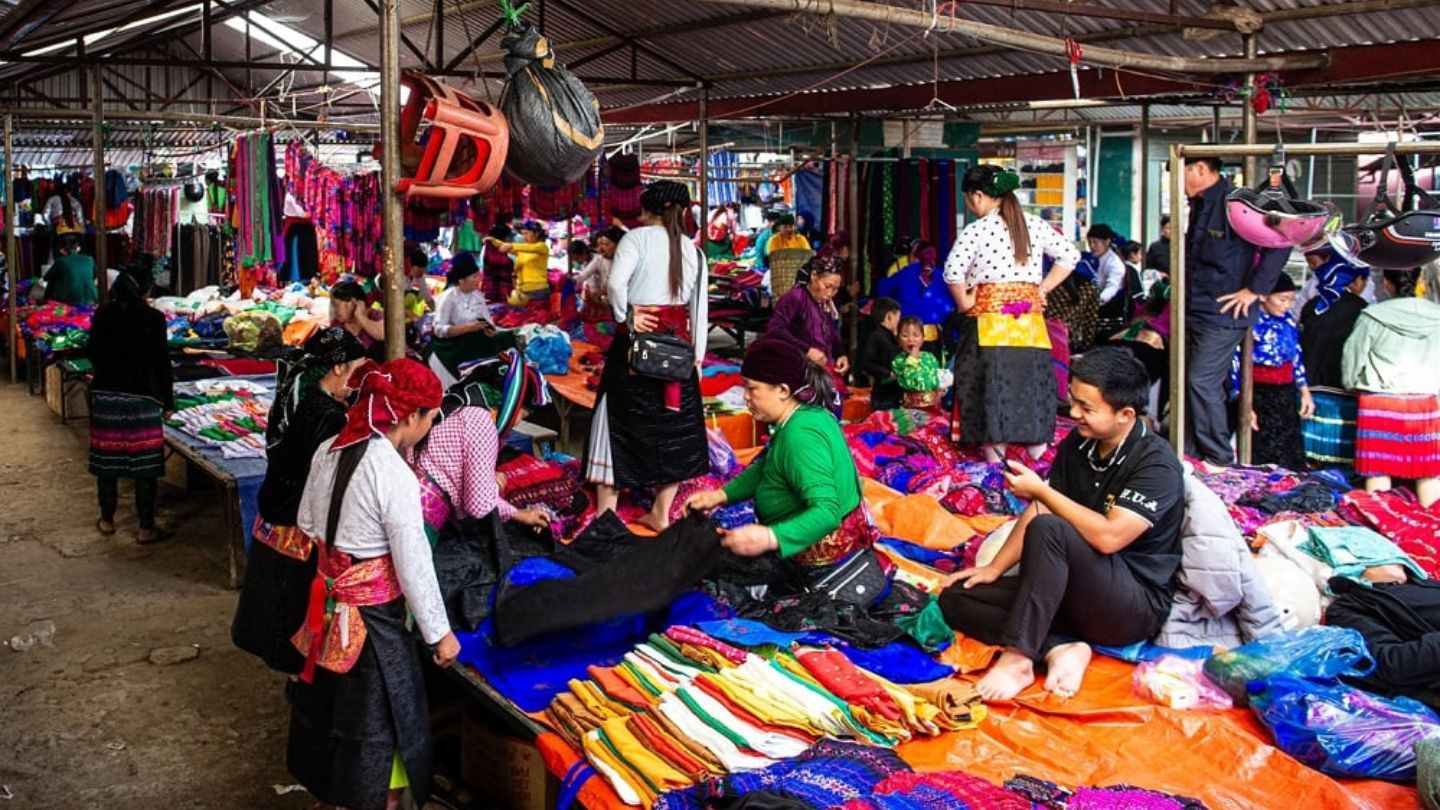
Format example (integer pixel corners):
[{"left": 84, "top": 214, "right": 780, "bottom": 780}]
[
  {"left": 96, "top": 519, "right": 116, "bottom": 536},
  {"left": 135, "top": 528, "right": 174, "bottom": 545}
]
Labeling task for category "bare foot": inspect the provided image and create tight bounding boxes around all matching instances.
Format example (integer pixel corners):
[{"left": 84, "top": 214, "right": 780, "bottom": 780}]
[
  {"left": 1043, "top": 642, "right": 1092, "bottom": 698},
  {"left": 636, "top": 511, "right": 670, "bottom": 534},
  {"left": 976, "top": 650, "right": 1035, "bottom": 701}
]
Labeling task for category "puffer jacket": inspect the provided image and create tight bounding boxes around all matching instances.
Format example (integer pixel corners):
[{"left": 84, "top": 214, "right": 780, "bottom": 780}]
[
  {"left": 1342, "top": 297, "right": 1440, "bottom": 395},
  {"left": 1154, "top": 475, "right": 1286, "bottom": 649}
]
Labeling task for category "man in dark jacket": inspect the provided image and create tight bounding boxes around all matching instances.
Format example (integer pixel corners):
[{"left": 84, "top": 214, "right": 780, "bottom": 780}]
[
  {"left": 1182, "top": 157, "right": 1291, "bottom": 464},
  {"left": 1146, "top": 215, "right": 1172, "bottom": 275}
]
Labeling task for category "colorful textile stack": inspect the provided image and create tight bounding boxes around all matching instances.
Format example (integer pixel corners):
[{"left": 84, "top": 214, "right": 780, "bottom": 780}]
[
  {"left": 20, "top": 303, "right": 94, "bottom": 356},
  {"left": 284, "top": 141, "right": 383, "bottom": 280},
  {"left": 546, "top": 624, "right": 985, "bottom": 808},
  {"left": 499, "top": 453, "right": 589, "bottom": 536},
  {"left": 166, "top": 386, "right": 273, "bottom": 459}
]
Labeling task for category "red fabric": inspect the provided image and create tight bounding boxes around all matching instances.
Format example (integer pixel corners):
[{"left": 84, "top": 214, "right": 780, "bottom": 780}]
[
  {"left": 795, "top": 647, "right": 903, "bottom": 721},
  {"left": 700, "top": 372, "right": 743, "bottom": 397},
  {"left": 1341, "top": 490, "right": 1440, "bottom": 579},
  {"left": 665, "top": 626, "right": 748, "bottom": 665},
  {"left": 333, "top": 358, "right": 442, "bottom": 449},
  {"left": 1252, "top": 362, "right": 1296, "bottom": 385},
  {"left": 199, "top": 358, "right": 277, "bottom": 376},
  {"left": 1355, "top": 393, "right": 1440, "bottom": 479}
]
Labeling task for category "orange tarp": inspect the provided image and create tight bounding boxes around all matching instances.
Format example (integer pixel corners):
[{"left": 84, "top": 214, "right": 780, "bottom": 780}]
[{"left": 865, "top": 478, "right": 976, "bottom": 551}]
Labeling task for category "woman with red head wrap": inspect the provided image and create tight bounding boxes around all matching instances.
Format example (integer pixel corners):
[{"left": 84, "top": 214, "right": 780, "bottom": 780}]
[{"left": 286, "top": 358, "right": 453, "bottom": 810}]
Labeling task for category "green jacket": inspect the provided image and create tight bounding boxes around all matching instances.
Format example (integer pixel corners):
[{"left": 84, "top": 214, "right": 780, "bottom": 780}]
[
  {"left": 43, "top": 253, "right": 99, "bottom": 306},
  {"left": 1342, "top": 297, "right": 1440, "bottom": 395},
  {"left": 721, "top": 405, "right": 861, "bottom": 558}
]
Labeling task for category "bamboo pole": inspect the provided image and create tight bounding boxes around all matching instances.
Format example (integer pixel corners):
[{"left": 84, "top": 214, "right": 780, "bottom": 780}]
[
  {"left": 1236, "top": 34, "right": 1258, "bottom": 465},
  {"left": 91, "top": 64, "right": 108, "bottom": 298},
  {"left": 846, "top": 115, "right": 860, "bottom": 363},
  {"left": 692, "top": 0, "right": 1329, "bottom": 74},
  {"left": 1167, "top": 145, "right": 1187, "bottom": 451},
  {"left": 699, "top": 86, "right": 710, "bottom": 254},
  {"left": 4, "top": 113, "right": 16, "bottom": 384},
  {"left": 380, "top": 0, "right": 404, "bottom": 360}
]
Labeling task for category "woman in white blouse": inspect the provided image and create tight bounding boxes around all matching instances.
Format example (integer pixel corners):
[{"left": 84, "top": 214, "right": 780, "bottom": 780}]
[
  {"left": 577, "top": 227, "right": 623, "bottom": 321},
  {"left": 944, "top": 165, "right": 1080, "bottom": 462},
  {"left": 427, "top": 252, "right": 514, "bottom": 381},
  {"left": 585, "top": 181, "right": 710, "bottom": 531}
]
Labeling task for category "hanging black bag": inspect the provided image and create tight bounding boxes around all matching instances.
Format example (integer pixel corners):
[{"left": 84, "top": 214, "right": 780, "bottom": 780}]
[{"left": 498, "top": 17, "right": 604, "bottom": 187}]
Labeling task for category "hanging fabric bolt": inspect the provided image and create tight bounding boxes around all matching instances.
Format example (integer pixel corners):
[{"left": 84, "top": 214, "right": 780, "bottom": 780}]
[{"left": 1066, "top": 38, "right": 1083, "bottom": 99}]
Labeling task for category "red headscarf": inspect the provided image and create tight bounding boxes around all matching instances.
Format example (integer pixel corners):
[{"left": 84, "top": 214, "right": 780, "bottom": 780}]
[{"left": 332, "top": 358, "right": 443, "bottom": 450}]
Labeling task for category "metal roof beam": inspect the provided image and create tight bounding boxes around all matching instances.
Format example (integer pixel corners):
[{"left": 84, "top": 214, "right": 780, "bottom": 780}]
[
  {"left": 539, "top": 0, "right": 707, "bottom": 83},
  {"left": 357, "top": 0, "right": 433, "bottom": 70},
  {"left": 957, "top": 0, "right": 1235, "bottom": 29},
  {"left": 441, "top": 17, "right": 504, "bottom": 73}
]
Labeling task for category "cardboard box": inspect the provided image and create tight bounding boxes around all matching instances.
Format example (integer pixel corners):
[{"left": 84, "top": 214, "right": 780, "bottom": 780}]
[{"left": 460, "top": 713, "right": 558, "bottom": 810}]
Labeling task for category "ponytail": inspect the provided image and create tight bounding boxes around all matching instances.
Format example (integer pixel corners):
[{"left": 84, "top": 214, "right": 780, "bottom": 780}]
[
  {"left": 663, "top": 203, "right": 686, "bottom": 298},
  {"left": 796, "top": 361, "right": 838, "bottom": 412},
  {"left": 60, "top": 194, "right": 78, "bottom": 229},
  {"left": 1384, "top": 269, "right": 1420, "bottom": 299},
  {"left": 998, "top": 193, "right": 1031, "bottom": 267}
]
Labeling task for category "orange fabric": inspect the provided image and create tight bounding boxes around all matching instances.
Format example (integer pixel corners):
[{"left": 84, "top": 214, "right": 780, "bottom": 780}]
[
  {"left": 842, "top": 389, "right": 871, "bottom": 422},
  {"left": 536, "top": 731, "right": 629, "bottom": 810},
  {"left": 903, "top": 639, "right": 1418, "bottom": 810},
  {"left": 870, "top": 490, "right": 976, "bottom": 551},
  {"left": 957, "top": 513, "right": 1012, "bottom": 536},
  {"left": 283, "top": 318, "right": 321, "bottom": 347},
  {"left": 707, "top": 411, "right": 758, "bottom": 451}
]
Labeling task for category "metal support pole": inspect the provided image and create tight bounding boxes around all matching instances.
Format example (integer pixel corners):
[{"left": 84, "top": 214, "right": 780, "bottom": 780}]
[
  {"left": 1212, "top": 106, "right": 1221, "bottom": 145},
  {"left": 1167, "top": 144, "right": 1186, "bottom": 450},
  {"left": 1237, "top": 33, "right": 1258, "bottom": 465},
  {"left": 1139, "top": 104, "right": 1150, "bottom": 248},
  {"left": 698, "top": 86, "right": 709, "bottom": 248},
  {"left": 380, "top": 0, "right": 405, "bottom": 360},
  {"left": 91, "top": 64, "right": 108, "bottom": 298},
  {"left": 846, "top": 116, "right": 861, "bottom": 363},
  {"left": 5, "top": 114, "right": 16, "bottom": 384}
]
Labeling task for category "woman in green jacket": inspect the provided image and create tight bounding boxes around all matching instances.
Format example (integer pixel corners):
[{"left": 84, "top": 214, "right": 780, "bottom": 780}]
[{"left": 686, "top": 339, "right": 871, "bottom": 567}]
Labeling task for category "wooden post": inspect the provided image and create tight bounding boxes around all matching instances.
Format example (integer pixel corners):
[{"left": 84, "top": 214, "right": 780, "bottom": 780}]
[
  {"left": 91, "top": 63, "right": 108, "bottom": 298},
  {"left": 1139, "top": 104, "right": 1150, "bottom": 248},
  {"left": 698, "top": 85, "right": 709, "bottom": 250},
  {"left": 5, "top": 113, "right": 17, "bottom": 384},
  {"left": 1167, "top": 144, "right": 1187, "bottom": 450},
  {"left": 1236, "top": 33, "right": 1259, "bottom": 464},
  {"left": 380, "top": 0, "right": 405, "bottom": 360},
  {"left": 846, "top": 115, "right": 861, "bottom": 362}
]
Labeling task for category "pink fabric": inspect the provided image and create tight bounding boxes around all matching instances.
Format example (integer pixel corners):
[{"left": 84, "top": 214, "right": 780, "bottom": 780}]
[
  {"left": 1340, "top": 490, "right": 1440, "bottom": 578},
  {"left": 411, "top": 408, "right": 517, "bottom": 522},
  {"left": 665, "top": 626, "right": 749, "bottom": 665}
]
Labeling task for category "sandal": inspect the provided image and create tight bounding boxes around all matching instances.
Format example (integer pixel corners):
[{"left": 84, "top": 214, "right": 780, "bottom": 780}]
[
  {"left": 96, "top": 519, "right": 116, "bottom": 536},
  {"left": 135, "top": 528, "right": 174, "bottom": 545}
]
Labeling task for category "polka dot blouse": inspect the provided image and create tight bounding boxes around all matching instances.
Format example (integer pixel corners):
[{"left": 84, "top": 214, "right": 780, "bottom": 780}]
[{"left": 943, "top": 210, "right": 1081, "bottom": 288}]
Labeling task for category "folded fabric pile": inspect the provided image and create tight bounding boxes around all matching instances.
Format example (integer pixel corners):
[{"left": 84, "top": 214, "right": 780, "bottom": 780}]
[
  {"left": 166, "top": 388, "right": 272, "bottom": 458},
  {"left": 20, "top": 303, "right": 94, "bottom": 356},
  {"left": 546, "top": 625, "right": 986, "bottom": 808},
  {"left": 499, "top": 452, "right": 588, "bottom": 536}
]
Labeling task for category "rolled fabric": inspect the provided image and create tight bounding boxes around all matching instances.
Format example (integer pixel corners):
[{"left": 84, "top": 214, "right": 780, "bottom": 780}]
[{"left": 907, "top": 677, "right": 982, "bottom": 722}]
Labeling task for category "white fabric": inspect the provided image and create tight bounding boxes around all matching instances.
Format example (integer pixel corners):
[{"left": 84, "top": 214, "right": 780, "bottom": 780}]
[
  {"left": 721, "top": 659, "right": 853, "bottom": 738},
  {"left": 607, "top": 224, "right": 709, "bottom": 359},
  {"left": 1094, "top": 249, "right": 1127, "bottom": 305},
  {"left": 577, "top": 254, "right": 611, "bottom": 295},
  {"left": 582, "top": 734, "right": 645, "bottom": 806},
  {"left": 298, "top": 436, "right": 451, "bottom": 644},
  {"left": 433, "top": 286, "right": 493, "bottom": 338},
  {"left": 583, "top": 395, "right": 615, "bottom": 486},
  {"left": 943, "top": 210, "right": 1080, "bottom": 287},
  {"left": 657, "top": 693, "right": 774, "bottom": 772},
  {"left": 43, "top": 194, "right": 87, "bottom": 229},
  {"left": 676, "top": 686, "right": 810, "bottom": 759}
]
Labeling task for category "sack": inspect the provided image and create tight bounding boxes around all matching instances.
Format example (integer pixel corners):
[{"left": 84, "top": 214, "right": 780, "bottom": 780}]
[
  {"left": 629, "top": 331, "right": 694, "bottom": 381},
  {"left": 1202, "top": 625, "right": 1374, "bottom": 706},
  {"left": 802, "top": 548, "right": 888, "bottom": 608},
  {"left": 499, "top": 23, "right": 603, "bottom": 187},
  {"left": 1251, "top": 673, "right": 1440, "bottom": 781}
]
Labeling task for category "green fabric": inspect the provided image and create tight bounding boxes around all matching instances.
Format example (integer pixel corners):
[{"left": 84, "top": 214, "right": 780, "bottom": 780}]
[
  {"left": 893, "top": 597, "right": 954, "bottom": 654},
  {"left": 1297, "top": 526, "right": 1428, "bottom": 588},
  {"left": 647, "top": 634, "right": 718, "bottom": 675},
  {"left": 454, "top": 220, "right": 484, "bottom": 253},
  {"left": 882, "top": 164, "right": 896, "bottom": 254},
  {"left": 722, "top": 406, "right": 861, "bottom": 558},
  {"left": 1341, "top": 297, "right": 1440, "bottom": 395},
  {"left": 892, "top": 350, "right": 940, "bottom": 393},
  {"left": 43, "top": 253, "right": 98, "bottom": 306},
  {"left": 675, "top": 688, "right": 754, "bottom": 751},
  {"left": 619, "top": 660, "right": 664, "bottom": 697},
  {"left": 595, "top": 727, "right": 663, "bottom": 797}
]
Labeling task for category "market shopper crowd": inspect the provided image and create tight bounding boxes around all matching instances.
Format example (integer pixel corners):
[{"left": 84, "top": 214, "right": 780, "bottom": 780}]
[{"left": 36, "top": 151, "right": 1439, "bottom": 809}]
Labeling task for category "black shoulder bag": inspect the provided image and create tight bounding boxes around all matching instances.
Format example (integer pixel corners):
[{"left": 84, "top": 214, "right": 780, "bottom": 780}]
[{"left": 628, "top": 243, "right": 702, "bottom": 381}]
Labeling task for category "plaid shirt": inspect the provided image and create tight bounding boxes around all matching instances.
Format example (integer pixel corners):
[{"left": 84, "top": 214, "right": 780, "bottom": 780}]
[{"left": 412, "top": 408, "right": 516, "bottom": 522}]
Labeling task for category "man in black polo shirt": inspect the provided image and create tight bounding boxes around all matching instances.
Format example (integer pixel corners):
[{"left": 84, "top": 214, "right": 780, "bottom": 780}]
[{"left": 939, "top": 348, "right": 1184, "bottom": 701}]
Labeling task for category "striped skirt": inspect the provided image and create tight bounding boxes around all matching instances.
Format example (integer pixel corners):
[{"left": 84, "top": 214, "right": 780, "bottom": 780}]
[
  {"left": 88, "top": 391, "right": 165, "bottom": 479},
  {"left": 1355, "top": 392, "right": 1440, "bottom": 479},
  {"left": 1303, "top": 387, "right": 1358, "bottom": 468}
]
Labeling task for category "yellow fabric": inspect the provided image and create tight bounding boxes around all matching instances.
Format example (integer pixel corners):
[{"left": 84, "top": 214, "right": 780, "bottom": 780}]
[
  {"left": 511, "top": 240, "right": 551, "bottom": 294},
  {"left": 699, "top": 673, "right": 822, "bottom": 740},
  {"left": 571, "top": 679, "right": 629, "bottom": 721},
  {"left": 599, "top": 717, "right": 695, "bottom": 796},
  {"left": 583, "top": 730, "right": 656, "bottom": 808},
  {"left": 677, "top": 642, "right": 738, "bottom": 672},
  {"left": 976, "top": 311, "right": 1051, "bottom": 349},
  {"left": 389, "top": 751, "right": 409, "bottom": 790},
  {"left": 766, "top": 232, "right": 811, "bottom": 255}
]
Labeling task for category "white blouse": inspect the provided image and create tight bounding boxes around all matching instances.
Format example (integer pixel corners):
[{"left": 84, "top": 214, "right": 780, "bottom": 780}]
[
  {"left": 577, "top": 254, "right": 611, "bottom": 294},
  {"left": 608, "top": 225, "right": 709, "bottom": 359},
  {"left": 1093, "top": 250, "right": 1127, "bottom": 305},
  {"left": 298, "top": 436, "right": 450, "bottom": 645},
  {"left": 433, "top": 286, "right": 493, "bottom": 338},
  {"left": 943, "top": 210, "right": 1080, "bottom": 288}
]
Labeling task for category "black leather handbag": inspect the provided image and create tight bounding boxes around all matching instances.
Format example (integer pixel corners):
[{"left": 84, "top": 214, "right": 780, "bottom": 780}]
[
  {"left": 801, "top": 548, "right": 888, "bottom": 608},
  {"left": 629, "top": 331, "right": 694, "bottom": 381}
]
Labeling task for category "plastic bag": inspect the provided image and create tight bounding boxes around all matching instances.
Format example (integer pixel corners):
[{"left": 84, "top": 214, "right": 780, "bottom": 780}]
[
  {"left": 518, "top": 324, "right": 572, "bottom": 375},
  {"left": 1202, "top": 625, "right": 1373, "bottom": 706},
  {"left": 1134, "top": 655, "right": 1233, "bottom": 710},
  {"left": 222, "top": 310, "right": 283, "bottom": 354},
  {"left": 1251, "top": 673, "right": 1440, "bottom": 781},
  {"left": 498, "top": 22, "right": 603, "bottom": 186}
]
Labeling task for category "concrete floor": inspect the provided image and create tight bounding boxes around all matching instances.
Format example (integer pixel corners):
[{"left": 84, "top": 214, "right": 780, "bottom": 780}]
[{"left": 0, "top": 380, "right": 312, "bottom": 809}]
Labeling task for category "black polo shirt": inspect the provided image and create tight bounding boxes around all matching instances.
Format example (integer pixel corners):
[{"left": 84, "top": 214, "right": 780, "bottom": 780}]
[{"left": 1048, "top": 422, "right": 1185, "bottom": 600}]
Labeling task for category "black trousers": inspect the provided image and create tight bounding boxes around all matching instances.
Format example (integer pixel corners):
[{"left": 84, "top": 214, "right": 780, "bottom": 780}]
[
  {"left": 97, "top": 476, "right": 157, "bottom": 530},
  {"left": 938, "top": 515, "right": 1168, "bottom": 660}
]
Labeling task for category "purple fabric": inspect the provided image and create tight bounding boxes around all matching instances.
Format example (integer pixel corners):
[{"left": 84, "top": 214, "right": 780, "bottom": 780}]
[{"left": 766, "top": 285, "right": 843, "bottom": 361}]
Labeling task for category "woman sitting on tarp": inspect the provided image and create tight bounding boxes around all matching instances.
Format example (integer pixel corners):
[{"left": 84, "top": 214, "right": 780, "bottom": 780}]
[
  {"left": 89, "top": 262, "right": 173, "bottom": 545},
  {"left": 426, "top": 253, "right": 515, "bottom": 381},
  {"left": 687, "top": 339, "right": 879, "bottom": 587},
  {"left": 232, "top": 327, "right": 367, "bottom": 674}
]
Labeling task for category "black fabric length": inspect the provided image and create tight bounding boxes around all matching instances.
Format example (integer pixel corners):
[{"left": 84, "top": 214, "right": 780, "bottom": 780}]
[
  {"left": 492, "top": 512, "right": 723, "bottom": 646},
  {"left": 231, "top": 541, "right": 314, "bottom": 674},
  {"left": 1326, "top": 576, "right": 1440, "bottom": 704}
]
